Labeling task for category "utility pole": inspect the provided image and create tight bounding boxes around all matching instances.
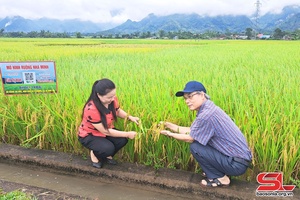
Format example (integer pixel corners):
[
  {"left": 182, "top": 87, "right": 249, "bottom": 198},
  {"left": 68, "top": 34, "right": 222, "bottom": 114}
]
[{"left": 254, "top": 0, "right": 261, "bottom": 39}]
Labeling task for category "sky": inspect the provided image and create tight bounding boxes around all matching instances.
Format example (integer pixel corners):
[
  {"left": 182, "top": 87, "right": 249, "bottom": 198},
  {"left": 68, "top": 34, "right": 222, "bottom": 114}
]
[{"left": 0, "top": 0, "right": 300, "bottom": 24}]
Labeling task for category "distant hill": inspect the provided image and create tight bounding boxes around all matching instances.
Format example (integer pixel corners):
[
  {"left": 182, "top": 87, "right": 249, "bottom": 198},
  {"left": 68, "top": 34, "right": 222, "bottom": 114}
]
[
  {"left": 0, "top": 16, "right": 117, "bottom": 33},
  {"left": 258, "top": 5, "right": 300, "bottom": 31},
  {"left": 0, "top": 5, "right": 299, "bottom": 34},
  {"left": 103, "top": 5, "right": 300, "bottom": 34},
  {"left": 101, "top": 13, "right": 254, "bottom": 34}
]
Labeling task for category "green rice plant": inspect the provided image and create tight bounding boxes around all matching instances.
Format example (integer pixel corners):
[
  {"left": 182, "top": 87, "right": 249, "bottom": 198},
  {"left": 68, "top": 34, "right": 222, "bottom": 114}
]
[{"left": 0, "top": 38, "right": 299, "bottom": 184}]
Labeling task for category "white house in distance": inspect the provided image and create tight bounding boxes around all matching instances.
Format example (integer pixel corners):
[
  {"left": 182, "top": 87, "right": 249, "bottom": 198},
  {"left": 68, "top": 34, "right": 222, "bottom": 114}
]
[{"left": 257, "top": 33, "right": 271, "bottom": 39}]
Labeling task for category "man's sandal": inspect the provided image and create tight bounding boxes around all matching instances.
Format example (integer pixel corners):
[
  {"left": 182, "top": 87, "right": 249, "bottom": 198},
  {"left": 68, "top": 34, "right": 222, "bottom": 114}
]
[
  {"left": 201, "top": 173, "right": 231, "bottom": 180},
  {"left": 200, "top": 178, "right": 230, "bottom": 187}
]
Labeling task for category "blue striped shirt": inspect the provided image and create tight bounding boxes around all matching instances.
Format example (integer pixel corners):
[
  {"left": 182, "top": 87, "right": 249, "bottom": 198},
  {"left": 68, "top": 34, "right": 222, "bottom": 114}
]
[{"left": 190, "top": 100, "right": 252, "bottom": 161}]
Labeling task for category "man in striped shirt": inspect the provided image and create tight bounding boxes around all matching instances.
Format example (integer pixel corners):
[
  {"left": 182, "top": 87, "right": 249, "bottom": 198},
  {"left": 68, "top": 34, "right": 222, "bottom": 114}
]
[{"left": 160, "top": 81, "right": 252, "bottom": 187}]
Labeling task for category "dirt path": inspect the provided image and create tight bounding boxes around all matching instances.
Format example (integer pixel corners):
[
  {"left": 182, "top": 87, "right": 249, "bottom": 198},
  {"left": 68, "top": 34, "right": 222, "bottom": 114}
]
[
  {"left": 1, "top": 162, "right": 194, "bottom": 199},
  {"left": 0, "top": 144, "right": 298, "bottom": 200}
]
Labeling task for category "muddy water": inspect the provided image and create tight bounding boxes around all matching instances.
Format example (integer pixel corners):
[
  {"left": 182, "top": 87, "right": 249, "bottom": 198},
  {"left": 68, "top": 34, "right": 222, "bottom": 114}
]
[{"left": 0, "top": 162, "right": 203, "bottom": 199}]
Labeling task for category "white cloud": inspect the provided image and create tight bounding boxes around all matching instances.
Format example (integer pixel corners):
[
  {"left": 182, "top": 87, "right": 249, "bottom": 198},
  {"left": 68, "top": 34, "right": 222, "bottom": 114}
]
[
  {"left": 0, "top": 0, "right": 299, "bottom": 24},
  {"left": 5, "top": 21, "right": 12, "bottom": 27}
]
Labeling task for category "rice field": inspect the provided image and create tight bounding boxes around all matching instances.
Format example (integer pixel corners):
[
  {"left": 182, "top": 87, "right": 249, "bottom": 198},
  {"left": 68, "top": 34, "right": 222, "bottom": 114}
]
[{"left": 0, "top": 38, "right": 299, "bottom": 184}]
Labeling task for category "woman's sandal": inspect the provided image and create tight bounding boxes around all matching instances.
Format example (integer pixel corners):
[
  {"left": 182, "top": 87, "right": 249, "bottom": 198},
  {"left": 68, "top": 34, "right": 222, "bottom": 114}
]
[
  {"left": 92, "top": 161, "right": 102, "bottom": 168},
  {"left": 90, "top": 150, "right": 103, "bottom": 168},
  {"left": 105, "top": 158, "right": 118, "bottom": 165},
  {"left": 200, "top": 178, "right": 230, "bottom": 187}
]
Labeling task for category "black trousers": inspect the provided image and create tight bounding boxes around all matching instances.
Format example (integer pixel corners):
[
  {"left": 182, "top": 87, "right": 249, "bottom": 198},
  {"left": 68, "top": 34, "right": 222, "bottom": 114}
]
[{"left": 78, "top": 134, "right": 128, "bottom": 161}]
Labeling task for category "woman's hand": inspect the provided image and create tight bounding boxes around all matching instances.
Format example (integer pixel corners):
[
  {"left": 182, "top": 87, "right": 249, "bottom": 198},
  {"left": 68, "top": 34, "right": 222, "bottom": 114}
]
[
  {"left": 128, "top": 116, "right": 140, "bottom": 125},
  {"left": 126, "top": 131, "right": 137, "bottom": 139}
]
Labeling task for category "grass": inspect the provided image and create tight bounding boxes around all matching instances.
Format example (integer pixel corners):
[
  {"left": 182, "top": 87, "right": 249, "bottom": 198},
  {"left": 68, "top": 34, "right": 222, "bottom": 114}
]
[
  {"left": 0, "top": 38, "right": 299, "bottom": 184},
  {"left": 0, "top": 189, "right": 37, "bottom": 200}
]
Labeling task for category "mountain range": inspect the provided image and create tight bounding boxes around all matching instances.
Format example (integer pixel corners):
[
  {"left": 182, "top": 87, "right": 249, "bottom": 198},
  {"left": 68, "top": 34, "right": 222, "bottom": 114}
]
[
  {"left": 0, "top": 17, "right": 117, "bottom": 33},
  {"left": 0, "top": 5, "right": 299, "bottom": 34}
]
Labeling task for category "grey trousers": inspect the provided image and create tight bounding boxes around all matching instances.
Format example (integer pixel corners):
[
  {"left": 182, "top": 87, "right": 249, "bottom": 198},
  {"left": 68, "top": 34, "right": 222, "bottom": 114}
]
[{"left": 190, "top": 141, "right": 249, "bottom": 179}]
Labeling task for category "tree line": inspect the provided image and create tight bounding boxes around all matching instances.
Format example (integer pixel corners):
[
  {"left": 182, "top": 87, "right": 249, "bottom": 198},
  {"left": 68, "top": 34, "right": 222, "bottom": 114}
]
[{"left": 1, "top": 28, "right": 300, "bottom": 40}]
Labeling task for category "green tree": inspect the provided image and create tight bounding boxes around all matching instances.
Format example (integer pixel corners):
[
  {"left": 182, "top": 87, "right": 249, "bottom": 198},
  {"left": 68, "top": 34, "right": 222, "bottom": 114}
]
[
  {"left": 291, "top": 29, "right": 300, "bottom": 40},
  {"left": 273, "top": 28, "right": 284, "bottom": 40},
  {"left": 27, "top": 31, "right": 39, "bottom": 38},
  {"left": 158, "top": 30, "right": 166, "bottom": 38},
  {"left": 0, "top": 28, "right": 4, "bottom": 37},
  {"left": 245, "top": 28, "right": 253, "bottom": 39},
  {"left": 76, "top": 32, "right": 83, "bottom": 38},
  {"left": 40, "top": 30, "right": 46, "bottom": 37}
]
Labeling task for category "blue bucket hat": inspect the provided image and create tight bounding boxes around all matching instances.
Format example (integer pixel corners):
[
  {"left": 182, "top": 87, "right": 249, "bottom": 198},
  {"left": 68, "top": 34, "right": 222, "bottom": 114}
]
[{"left": 175, "top": 81, "right": 207, "bottom": 97}]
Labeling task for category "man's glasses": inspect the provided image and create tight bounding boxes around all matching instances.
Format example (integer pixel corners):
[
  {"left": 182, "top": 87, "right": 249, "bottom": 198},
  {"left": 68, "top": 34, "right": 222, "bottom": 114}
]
[{"left": 183, "top": 92, "right": 201, "bottom": 100}]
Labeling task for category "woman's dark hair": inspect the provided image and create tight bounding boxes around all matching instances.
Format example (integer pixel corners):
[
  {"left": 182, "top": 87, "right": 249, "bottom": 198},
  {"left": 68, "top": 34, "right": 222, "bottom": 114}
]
[{"left": 82, "top": 78, "right": 117, "bottom": 130}]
